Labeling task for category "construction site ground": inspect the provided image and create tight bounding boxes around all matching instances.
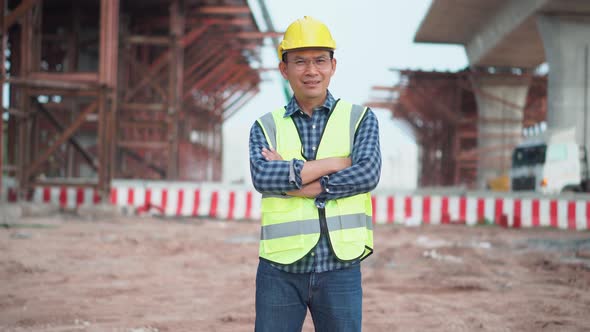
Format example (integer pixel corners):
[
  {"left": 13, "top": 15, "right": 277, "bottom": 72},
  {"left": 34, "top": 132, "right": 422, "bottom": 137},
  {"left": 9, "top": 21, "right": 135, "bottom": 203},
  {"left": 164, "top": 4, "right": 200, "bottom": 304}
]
[{"left": 2, "top": 214, "right": 590, "bottom": 332}]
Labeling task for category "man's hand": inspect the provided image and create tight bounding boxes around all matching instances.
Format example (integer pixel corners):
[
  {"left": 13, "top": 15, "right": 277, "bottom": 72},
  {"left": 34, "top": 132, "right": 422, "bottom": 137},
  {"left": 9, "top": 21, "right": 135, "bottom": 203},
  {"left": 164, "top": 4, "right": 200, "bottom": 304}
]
[{"left": 261, "top": 147, "right": 283, "bottom": 161}]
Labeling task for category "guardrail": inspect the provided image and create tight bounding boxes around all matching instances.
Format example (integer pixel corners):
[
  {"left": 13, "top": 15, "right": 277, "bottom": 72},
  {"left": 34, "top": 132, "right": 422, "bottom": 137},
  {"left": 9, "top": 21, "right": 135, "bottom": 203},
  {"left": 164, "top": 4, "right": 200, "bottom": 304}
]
[{"left": 2, "top": 179, "right": 589, "bottom": 231}]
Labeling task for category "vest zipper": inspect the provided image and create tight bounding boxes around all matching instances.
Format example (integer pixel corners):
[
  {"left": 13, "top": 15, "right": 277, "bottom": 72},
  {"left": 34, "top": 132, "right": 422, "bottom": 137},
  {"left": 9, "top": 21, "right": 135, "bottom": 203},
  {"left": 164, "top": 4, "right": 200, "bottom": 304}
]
[
  {"left": 318, "top": 208, "right": 328, "bottom": 235},
  {"left": 318, "top": 206, "right": 371, "bottom": 263}
]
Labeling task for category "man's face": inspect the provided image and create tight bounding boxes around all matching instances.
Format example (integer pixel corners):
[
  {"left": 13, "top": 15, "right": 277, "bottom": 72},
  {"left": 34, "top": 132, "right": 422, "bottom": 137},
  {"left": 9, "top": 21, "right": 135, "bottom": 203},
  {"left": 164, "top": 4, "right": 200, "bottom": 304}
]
[{"left": 279, "top": 49, "right": 336, "bottom": 104}]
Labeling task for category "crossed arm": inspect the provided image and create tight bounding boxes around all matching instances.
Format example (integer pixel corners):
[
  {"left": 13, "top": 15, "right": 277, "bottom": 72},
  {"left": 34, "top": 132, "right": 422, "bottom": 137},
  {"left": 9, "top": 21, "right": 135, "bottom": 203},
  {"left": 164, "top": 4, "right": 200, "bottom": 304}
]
[
  {"left": 249, "top": 110, "right": 381, "bottom": 201},
  {"left": 261, "top": 147, "right": 350, "bottom": 198}
]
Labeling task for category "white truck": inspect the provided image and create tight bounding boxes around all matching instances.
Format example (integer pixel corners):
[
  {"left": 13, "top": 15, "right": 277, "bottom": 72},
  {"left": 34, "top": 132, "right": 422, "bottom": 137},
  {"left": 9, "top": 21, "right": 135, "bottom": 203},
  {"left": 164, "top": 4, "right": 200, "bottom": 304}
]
[{"left": 510, "top": 128, "right": 589, "bottom": 193}]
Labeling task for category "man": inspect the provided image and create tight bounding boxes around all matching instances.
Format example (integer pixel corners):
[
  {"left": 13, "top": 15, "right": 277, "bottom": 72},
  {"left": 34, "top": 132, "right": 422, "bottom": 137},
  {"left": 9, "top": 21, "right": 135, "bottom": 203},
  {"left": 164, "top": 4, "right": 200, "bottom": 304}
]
[{"left": 249, "top": 16, "right": 381, "bottom": 332}]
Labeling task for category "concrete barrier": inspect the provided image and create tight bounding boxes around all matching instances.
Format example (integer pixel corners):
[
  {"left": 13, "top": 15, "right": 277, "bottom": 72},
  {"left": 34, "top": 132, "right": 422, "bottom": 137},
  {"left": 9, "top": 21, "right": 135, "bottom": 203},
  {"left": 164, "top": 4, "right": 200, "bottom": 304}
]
[
  {"left": 78, "top": 203, "right": 123, "bottom": 220},
  {"left": 0, "top": 203, "right": 22, "bottom": 223}
]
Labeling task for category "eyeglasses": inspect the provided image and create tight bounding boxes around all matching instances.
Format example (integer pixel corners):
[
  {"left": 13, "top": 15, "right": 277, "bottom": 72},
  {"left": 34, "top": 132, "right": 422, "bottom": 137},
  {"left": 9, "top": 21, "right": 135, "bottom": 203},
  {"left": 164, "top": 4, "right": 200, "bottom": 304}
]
[{"left": 285, "top": 56, "right": 332, "bottom": 71}]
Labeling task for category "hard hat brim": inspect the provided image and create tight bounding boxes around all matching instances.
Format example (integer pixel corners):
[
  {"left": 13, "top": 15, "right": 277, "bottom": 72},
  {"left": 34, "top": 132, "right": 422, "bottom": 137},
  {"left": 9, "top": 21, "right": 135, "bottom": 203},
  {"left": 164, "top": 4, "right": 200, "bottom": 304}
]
[{"left": 281, "top": 47, "right": 335, "bottom": 57}]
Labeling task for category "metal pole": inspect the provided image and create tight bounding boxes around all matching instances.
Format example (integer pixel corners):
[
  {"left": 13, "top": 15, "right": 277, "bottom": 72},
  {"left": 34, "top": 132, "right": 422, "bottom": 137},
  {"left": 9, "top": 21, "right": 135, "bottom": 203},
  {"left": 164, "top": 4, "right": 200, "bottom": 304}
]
[
  {"left": 167, "top": 0, "right": 184, "bottom": 180},
  {"left": 583, "top": 45, "right": 589, "bottom": 188},
  {"left": 0, "top": 0, "right": 5, "bottom": 198},
  {"left": 98, "top": 0, "right": 119, "bottom": 199}
]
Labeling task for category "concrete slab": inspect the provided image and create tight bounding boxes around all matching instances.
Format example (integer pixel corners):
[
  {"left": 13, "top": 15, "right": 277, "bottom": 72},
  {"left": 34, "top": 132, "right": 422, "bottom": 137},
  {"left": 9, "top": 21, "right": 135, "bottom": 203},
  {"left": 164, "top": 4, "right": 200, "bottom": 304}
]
[
  {"left": 77, "top": 203, "right": 123, "bottom": 221},
  {"left": 0, "top": 204, "right": 22, "bottom": 224}
]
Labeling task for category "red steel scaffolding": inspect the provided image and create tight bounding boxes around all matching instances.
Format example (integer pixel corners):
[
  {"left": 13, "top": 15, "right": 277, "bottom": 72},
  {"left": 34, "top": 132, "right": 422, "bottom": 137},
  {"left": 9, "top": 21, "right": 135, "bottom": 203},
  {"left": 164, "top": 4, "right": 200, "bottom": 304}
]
[
  {"left": 1, "top": 0, "right": 271, "bottom": 200},
  {"left": 367, "top": 69, "right": 547, "bottom": 188}
]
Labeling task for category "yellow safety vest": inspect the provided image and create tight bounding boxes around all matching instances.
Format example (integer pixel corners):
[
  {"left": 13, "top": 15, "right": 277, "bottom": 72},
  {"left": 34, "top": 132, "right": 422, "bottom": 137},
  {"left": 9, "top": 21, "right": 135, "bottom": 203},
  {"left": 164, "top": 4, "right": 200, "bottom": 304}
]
[{"left": 256, "top": 99, "right": 374, "bottom": 265}]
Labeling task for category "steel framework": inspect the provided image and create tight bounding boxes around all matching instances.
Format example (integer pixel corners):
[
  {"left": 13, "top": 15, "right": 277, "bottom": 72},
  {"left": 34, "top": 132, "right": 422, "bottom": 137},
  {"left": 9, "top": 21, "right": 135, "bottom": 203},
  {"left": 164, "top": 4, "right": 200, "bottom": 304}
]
[
  {"left": 1, "top": 0, "right": 267, "bottom": 200},
  {"left": 367, "top": 69, "right": 547, "bottom": 188}
]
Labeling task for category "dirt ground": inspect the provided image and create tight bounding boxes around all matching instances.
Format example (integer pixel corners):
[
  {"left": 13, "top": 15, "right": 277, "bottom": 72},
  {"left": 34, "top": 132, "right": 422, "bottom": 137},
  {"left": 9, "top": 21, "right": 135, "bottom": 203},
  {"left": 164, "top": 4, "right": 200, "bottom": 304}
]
[{"left": 1, "top": 214, "right": 590, "bottom": 332}]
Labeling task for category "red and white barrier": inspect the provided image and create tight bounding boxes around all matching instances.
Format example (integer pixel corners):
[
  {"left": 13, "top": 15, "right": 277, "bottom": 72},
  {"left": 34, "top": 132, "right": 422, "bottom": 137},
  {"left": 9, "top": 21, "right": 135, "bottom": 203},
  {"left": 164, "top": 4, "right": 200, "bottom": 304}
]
[
  {"left": 2, "top": 179, "right": 589, "bottom": 231},
  {"left": 34, "top": 186, "right": 102, "bottom": 209},
  {"left": 371, "top": 194, "right": 590, "bottom": 230},
  {"left": 108, "top": 183, "right": 261, "bottom": 220}
]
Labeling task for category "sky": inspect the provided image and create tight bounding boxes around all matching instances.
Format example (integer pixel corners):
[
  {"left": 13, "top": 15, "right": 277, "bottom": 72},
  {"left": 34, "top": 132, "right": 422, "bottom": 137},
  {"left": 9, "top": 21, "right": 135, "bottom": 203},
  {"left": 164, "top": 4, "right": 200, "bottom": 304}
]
[{"left": 223, "top": 0, "right": 469, "bottom": 189}]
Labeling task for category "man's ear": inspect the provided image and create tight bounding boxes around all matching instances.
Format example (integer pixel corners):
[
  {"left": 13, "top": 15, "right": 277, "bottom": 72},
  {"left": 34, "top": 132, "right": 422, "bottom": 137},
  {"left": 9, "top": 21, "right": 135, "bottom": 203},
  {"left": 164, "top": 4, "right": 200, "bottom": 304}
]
[
  {"left": 331, "top": 57, "right": 337, "bottom": 75},
  {"left": 279, "top": 61, "right": 288, "bottom": 79}
]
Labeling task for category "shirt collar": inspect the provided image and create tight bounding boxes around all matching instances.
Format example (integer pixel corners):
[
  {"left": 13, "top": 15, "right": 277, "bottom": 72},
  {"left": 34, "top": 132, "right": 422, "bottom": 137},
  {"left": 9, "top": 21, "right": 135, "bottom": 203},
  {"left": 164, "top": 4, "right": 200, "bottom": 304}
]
[{"left": 284, "top": 90, "right": 336, "bottom": 118}]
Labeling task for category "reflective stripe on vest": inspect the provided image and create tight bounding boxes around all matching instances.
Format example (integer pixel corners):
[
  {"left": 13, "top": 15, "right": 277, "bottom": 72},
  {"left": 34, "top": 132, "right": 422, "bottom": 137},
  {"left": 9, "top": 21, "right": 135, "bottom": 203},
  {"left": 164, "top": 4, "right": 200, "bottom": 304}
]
[
  {"left": 256, "top": 99, "right": 374, "bottom": 264},
  {"left": 261, "top": 213, "right": 373, "bottom": 240}
]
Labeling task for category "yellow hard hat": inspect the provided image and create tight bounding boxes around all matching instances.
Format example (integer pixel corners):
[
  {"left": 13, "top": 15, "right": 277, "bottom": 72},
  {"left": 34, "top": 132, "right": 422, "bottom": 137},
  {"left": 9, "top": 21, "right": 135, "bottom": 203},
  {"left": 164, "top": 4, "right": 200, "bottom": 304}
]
[{"left": 277, "top": 16, "right": 336, "bottom": 60}]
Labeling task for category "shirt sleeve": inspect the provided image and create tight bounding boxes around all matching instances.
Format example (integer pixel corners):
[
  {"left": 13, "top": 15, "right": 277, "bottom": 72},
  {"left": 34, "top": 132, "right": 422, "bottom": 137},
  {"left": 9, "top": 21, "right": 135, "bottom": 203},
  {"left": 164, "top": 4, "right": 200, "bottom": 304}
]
[
  {"left": 249, "top": 121, "right": 304, "bottom": 194},
  {"left": 316, "top": 108, "right": 381, "bottom": 201}
]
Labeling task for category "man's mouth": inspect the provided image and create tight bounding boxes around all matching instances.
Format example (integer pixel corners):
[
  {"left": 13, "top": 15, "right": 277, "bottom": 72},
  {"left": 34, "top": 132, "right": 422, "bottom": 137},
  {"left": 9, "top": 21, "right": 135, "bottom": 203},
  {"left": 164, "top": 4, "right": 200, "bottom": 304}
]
[{"left": 304, "top": 80, "right": 320, "bottom": 87}]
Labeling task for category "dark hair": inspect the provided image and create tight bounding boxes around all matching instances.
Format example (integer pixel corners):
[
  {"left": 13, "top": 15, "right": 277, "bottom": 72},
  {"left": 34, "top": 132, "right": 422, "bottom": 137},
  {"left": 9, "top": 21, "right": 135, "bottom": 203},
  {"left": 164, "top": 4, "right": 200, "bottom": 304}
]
[{"left": 282, "top": 50, "right": 334, "bottom": 63}]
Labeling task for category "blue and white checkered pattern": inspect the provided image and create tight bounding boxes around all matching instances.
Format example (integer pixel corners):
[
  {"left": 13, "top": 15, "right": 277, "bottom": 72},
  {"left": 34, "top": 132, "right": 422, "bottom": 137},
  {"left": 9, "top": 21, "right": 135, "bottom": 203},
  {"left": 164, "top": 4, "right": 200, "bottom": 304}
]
[{"left": 249, "top": 91, "right": 381, "bottom": 273}]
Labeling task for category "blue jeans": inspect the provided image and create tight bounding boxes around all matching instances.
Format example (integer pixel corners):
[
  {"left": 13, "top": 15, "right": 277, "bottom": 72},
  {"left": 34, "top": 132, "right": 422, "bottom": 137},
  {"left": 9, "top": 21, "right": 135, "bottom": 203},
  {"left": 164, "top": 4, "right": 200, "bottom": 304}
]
[{"left": 255, "top": 259, "right": 362, "bottom": 332}]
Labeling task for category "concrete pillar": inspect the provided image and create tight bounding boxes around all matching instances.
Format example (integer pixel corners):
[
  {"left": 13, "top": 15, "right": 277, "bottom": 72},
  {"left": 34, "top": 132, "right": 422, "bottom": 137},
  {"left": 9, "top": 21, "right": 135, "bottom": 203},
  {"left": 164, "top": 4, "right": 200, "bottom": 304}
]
[
  {"left": 537, "top": 16, "right": 590, "bottom": 148},
  {"left": 472, "top": 75, "right": 530, "bottom": 189}
]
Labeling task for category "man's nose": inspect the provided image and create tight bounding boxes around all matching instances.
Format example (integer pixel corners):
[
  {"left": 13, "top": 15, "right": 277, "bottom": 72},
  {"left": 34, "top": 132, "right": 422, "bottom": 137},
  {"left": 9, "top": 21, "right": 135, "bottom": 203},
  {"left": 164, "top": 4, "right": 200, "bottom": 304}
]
[{"left": 304, "top": 63, "right": 319, "bottom": 74}]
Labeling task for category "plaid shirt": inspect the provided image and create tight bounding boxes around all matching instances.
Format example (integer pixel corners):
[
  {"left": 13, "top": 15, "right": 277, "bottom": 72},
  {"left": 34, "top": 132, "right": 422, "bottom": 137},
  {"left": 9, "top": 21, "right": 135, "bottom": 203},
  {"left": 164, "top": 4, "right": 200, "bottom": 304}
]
[{"left": 249, "top": 91, "right": 381, "bottom": 273}]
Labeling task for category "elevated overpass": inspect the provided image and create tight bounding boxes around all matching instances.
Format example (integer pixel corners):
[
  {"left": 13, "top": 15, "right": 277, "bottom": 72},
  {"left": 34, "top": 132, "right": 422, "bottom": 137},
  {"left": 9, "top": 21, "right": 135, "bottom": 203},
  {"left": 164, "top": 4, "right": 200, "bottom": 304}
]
[{"left": 415, "top": 0, "right": 590, "bottom": 187}]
